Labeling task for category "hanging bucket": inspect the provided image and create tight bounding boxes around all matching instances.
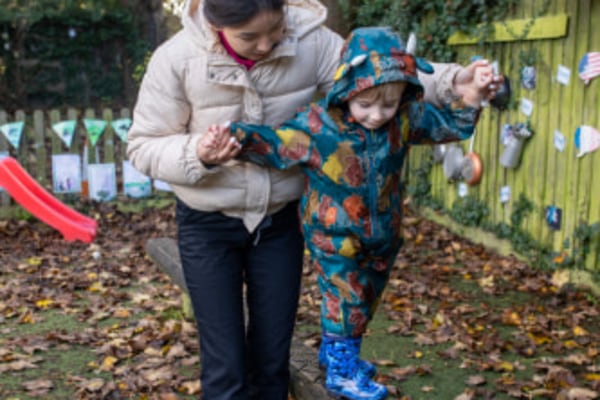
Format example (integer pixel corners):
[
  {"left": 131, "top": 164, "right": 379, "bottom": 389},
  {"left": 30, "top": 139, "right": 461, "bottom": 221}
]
[
  {"left": 432, "top": 144, "right": 447, "bottom": 163},
  {"left": 499, "top": 136, "right": 526, "bottom": 169},
  {"left": 442, "top": 144, "right": 465, "bottom": 181}
]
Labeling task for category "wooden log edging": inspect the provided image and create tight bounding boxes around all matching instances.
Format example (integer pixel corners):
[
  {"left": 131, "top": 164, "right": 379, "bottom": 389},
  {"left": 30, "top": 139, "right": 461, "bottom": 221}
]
[{"left": 145, "top": 237, "right": 331, "bottom": 399}]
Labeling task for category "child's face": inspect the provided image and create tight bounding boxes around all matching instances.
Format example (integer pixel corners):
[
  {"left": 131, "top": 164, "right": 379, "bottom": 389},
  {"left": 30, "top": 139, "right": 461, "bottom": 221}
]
[{"left": 348, "top": 83, "right": 406, "bottom": 130}]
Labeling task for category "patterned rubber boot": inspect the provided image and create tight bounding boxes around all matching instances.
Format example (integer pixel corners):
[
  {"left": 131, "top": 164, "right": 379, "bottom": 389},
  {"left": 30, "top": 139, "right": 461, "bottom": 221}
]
[
  {"left": 324, "top": 336, "right": 388, "bottom": 400},
  {"left": 319, "top": 334, "right": 377, "bottom": 378}
]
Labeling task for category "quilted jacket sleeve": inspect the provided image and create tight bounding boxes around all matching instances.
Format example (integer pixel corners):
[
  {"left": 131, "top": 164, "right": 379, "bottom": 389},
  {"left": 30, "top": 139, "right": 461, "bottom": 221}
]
[
  {"left": 419, "top": 62, "right": 463, "bottom": 108},
  {"left": 126, "top": 44, "right": 215, "bottom": 185},
  {"left": 230, "top": 110, "right": 316, "bottom": 170}
]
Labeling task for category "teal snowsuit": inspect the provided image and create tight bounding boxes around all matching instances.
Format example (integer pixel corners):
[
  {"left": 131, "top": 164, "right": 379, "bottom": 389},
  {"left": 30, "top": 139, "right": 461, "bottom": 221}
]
[{"left": 230, "top": 27, "right": 480, "bottom": 337}]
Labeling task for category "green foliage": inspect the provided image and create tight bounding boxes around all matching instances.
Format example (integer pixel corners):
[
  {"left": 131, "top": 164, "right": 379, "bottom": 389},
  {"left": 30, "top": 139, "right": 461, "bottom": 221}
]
[
  {"left": 132, "top": 51, "right": 153, "bottom": 86},
  {"left": 568, "top": 222, "right": 600, "bottom": 268},
  {"left": 0, "top": 1, "right": 149, "bottom": 111},
  {"left": 448, "top": 195, "right": 489, "bottom": 228},
  {"left": 338, "top": 0, "right": 519, "bottom": 61},
  {"left": 405, "top": 153, "right": 442, "bottom": 210},
  {"left": 509, "top": 193, "right": 534, "bottom": 229},
  {"left": 408, "top": 165, "right": 598, "bottom": 271}
]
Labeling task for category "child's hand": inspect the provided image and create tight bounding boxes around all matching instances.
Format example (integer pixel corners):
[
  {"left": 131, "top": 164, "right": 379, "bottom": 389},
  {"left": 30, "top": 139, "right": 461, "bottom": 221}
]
[
  {"left": 454, "top": 60, "right": 502, "bottom": 108},
  {"left": 196, "top": 123, "right": 241, "bottom": 165}
]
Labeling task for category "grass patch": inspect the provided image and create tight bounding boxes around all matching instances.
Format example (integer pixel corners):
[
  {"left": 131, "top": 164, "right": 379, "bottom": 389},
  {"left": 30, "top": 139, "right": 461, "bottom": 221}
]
[{"left": 0, "top": 345, "right": 111, "bottom": 399}]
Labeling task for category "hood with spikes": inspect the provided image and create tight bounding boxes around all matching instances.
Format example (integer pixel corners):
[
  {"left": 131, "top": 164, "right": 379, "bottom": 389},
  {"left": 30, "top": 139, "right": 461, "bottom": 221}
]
[{"left": 326, "top": 27, "right": 433, "bottom": 107}]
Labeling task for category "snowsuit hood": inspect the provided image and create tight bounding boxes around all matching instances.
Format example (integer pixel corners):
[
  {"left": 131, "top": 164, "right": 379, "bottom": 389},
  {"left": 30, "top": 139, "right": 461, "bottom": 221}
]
[{"left": 326, "top": 27, "right": 433, "bottom": 107}]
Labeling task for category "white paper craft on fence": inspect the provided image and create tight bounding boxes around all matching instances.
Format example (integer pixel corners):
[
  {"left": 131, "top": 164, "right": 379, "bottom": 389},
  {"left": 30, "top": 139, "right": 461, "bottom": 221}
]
[
  {"left": 122, "top": 160, "right": 151, "bottom": 198},
  {"left": 52, "top": 154, "right": 82, "bottom": 194},
  {"left": 153, "top": 179, "right": 173, "bottom": 192},
  {"left": 87, "top": 163, "right": 117, "bottom": 201}
]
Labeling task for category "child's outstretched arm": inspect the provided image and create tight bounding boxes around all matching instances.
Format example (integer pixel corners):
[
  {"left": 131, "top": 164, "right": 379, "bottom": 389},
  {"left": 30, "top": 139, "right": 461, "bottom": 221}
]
[
  {"left": 406, "top": 63, "right": 495, "bottom": 145},
  {"left": 226, "top": 110, "right": 317, "bottom": 171}
]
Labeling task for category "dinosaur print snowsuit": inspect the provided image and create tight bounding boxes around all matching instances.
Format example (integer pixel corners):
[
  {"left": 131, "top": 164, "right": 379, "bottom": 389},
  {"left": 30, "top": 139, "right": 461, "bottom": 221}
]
[{"left": 230, "top": 27, "right": 480, "bottom": 337}]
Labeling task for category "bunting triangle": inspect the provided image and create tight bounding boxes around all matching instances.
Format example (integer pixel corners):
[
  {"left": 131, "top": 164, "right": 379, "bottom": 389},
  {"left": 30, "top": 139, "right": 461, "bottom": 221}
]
[
  {"left": 51, "top": 120, "right": 77, "bottom": 148},
  {"left": 0, "top": 121, "right": 25, "bottom": 149},
  {"left": 83, "top": 118, "right": 107, "bottom": 147},
  {"left": 111, "top": 118, "right": 132, "bottom": 143}
]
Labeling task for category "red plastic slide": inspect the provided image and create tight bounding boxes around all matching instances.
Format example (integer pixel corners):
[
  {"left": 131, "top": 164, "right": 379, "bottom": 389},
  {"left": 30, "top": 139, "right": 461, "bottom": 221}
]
[{"left": 0, "top": 156, "right": 97, "bottom": 242}]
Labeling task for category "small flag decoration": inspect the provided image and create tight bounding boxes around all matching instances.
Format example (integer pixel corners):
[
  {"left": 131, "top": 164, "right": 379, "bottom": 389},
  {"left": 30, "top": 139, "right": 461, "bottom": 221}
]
[
  {"left": 52, "top": 120, "right": 77, "bottom": 148},
  {"left": 0, "top": 121, "right": 24, "bottom": 149},
  {"left": 83, "top": 119, "right": 107, "bottom": 147},
  {"left": 574, "top": 126, "right": 600, "bottom": 157},
  {"left": 578, "top": 52, "right": 600, "bottom": 85},
  {"left": 111, "top": 118, "right": 132, "bottom": 143}
]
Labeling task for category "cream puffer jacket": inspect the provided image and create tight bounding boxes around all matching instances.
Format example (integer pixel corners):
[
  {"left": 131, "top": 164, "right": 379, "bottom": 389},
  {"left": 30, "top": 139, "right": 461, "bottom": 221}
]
[{"left": 127, "top": 0, "right": 462, "bottom": 232}]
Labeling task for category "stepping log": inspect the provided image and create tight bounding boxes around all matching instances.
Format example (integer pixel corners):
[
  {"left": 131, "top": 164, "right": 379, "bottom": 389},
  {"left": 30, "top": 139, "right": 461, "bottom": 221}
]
[{"left": 145, "top": 237, "right": 331, "bottom": 399}]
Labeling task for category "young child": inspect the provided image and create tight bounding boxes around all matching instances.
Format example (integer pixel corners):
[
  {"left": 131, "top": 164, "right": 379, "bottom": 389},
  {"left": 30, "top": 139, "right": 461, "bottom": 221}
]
[{"left": 215, "top": 26, "right": 494, "bottom": 400}]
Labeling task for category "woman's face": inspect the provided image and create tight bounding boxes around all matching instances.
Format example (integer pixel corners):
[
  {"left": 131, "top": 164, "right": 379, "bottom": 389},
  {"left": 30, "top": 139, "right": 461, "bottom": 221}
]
[{"left": 219, "top": 10, "right": 285, "bottom": 61}]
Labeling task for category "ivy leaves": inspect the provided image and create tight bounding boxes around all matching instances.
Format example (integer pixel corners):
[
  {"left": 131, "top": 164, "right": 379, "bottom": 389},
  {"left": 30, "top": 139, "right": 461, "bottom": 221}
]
[{"left": 339, "top": 0, "right": 519, "bottom": 62}]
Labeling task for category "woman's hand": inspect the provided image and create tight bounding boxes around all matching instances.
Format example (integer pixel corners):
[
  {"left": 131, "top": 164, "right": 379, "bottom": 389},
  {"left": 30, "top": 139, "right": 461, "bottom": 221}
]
[
  {"left": 196, "top": 123, "right": 241, "bottom": 165},
  {"left": 454, "top": 59, "right": 502, "bottom": 108}
]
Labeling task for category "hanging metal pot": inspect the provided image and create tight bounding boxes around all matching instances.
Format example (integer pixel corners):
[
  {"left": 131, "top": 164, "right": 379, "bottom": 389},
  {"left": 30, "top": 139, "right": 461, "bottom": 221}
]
[
  {"left": 461, "top": 151, "right": 483, "bottom": 185},
  {"left": 432, "top": 144, "right": 447, "bottom": 163}
]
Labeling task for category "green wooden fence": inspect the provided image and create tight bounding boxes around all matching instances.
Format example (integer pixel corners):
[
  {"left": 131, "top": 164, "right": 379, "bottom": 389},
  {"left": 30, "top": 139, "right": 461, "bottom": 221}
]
[
  {"left": 409, "top": 0, "right": 600, "bottom": 271},
  {"left": 0, "top": 108, "right": 132, "bottom": 218}
]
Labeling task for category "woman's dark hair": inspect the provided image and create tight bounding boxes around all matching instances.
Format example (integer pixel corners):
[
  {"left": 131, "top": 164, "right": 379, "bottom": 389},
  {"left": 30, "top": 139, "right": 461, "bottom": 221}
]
[{"left": 203, "top": 0, "right": 286, "bottom": 27}]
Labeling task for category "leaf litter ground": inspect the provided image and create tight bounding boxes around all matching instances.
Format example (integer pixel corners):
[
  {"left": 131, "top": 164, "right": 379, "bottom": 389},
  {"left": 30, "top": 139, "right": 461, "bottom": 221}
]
[{"left": 0, "top": 199, "right": 598, "bottom": 399}]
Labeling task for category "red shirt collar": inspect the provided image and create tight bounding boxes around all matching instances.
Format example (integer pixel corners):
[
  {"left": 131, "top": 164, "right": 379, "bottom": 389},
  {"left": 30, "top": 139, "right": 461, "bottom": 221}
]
[{"left": 218, "top": 31, "right": 256, "bottom": 70}]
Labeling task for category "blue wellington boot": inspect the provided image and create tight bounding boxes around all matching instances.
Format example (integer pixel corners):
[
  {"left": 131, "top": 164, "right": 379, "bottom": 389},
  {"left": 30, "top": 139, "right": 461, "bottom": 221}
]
[
  {"left": 324, "top": 336, "right": 388, "bottom": 400},
  {"left": 319, "top": 334, "right": 377, "bottom": 378}
]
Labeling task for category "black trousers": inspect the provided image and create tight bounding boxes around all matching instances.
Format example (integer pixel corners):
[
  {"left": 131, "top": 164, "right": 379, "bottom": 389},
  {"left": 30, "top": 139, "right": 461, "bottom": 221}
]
[{"left": 176, "top": 199, "right": 304, "bottom": 400}]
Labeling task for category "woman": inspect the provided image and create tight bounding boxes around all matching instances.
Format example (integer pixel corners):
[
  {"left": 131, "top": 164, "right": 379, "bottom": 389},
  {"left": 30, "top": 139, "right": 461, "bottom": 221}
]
[{"left": 127, "top": 0, "right": 496, "bottom": 398}]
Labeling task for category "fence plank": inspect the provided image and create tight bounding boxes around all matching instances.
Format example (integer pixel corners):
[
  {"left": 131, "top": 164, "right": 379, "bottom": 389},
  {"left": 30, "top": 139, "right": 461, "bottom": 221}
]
[
  {"left": 32, "top": 110, "right": 47, "bottom": 186},
  {"left": 102, "top": 109, "right": 115, "bottom": 164}
]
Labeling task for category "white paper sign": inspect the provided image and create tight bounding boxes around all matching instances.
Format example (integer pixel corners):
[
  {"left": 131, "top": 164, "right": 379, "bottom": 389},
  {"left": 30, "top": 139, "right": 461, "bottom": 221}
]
[
  {"left": 556, "top": 64, "right": 571, "bottom": 85},
  {"left": 458, "top": 182, "right": 468, "bottom": 198},
  {"left": 88, "top": 163, "right": 117, "bottom": 201},
  {"left": 554, "top": 130, "right": 566, "bottom": 152},
  {"left": 500, "top": 186, "right": 511, "bottom": 203},
  {"left": 52, "top": 154, "right": 82, "bottom": 194},
  {"left": 520, "top": 98, "right": 534, "bottom": 117},
  {"left": 123, "top": 160, "right": 151, "bottom": 198},
  {"left": 153, "top": 179, "right": 172, "bottom": 192}
]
